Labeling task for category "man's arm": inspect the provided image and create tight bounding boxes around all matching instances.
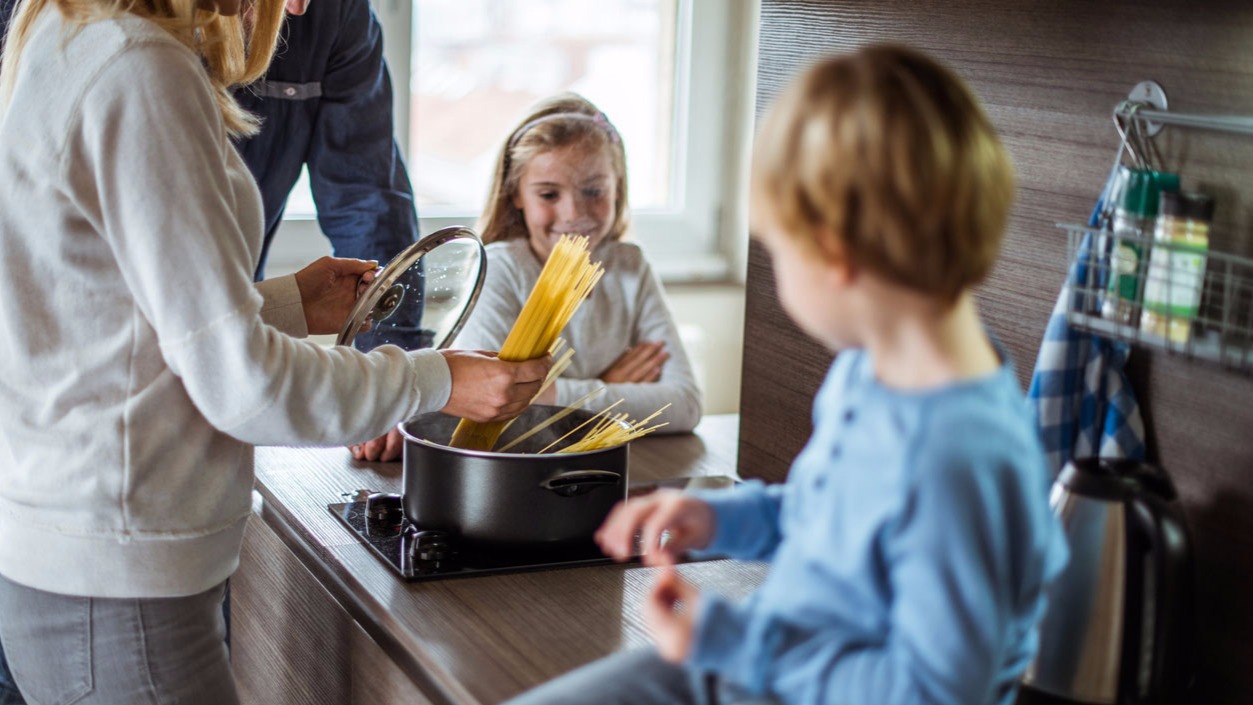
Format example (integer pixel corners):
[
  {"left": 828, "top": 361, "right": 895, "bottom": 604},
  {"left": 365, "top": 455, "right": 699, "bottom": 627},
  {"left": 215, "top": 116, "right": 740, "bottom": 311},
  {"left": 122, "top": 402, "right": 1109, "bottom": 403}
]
[
  {"left": 306, "top": 0, "right": 427, "bottom": 351},
  {"left": 1, "top": 0, "right": 18, "bottom": 52},
  {"left": 306, "top": 0, "right": 417, "bottom": 264}
]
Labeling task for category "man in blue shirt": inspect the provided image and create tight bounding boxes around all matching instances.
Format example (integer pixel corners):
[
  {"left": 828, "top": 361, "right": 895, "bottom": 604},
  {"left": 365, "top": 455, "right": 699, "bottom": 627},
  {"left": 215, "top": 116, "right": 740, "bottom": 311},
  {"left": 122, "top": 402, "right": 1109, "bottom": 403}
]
[
  {"left": 0, "top": 0, "right": 419, "bottom": 699},
  {"left": 237, "top": 0, "right": 416, "bottom": 281},
  {"left": 234, "top": 0, "right": 428, "bottom": 352}
]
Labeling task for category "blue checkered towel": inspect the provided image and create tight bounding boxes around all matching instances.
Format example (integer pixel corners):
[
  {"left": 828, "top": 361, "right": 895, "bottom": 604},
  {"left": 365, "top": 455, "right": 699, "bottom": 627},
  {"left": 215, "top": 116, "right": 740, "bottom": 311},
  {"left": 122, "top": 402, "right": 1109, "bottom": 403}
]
[{"left": 1026, "top": 186, "right": 1147, "bottom": 476}]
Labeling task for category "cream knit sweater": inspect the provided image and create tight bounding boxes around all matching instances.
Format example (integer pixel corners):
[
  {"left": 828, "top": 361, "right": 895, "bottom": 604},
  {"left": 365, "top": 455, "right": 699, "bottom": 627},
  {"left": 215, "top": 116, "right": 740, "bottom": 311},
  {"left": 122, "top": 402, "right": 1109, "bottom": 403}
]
[{"left": 0, "top": 9, "right": 450, "bottom": 598}]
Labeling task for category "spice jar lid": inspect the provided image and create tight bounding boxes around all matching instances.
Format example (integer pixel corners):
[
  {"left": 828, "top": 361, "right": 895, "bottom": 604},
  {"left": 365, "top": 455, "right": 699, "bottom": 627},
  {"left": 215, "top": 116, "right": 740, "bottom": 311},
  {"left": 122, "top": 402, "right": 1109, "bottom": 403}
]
[
  {"left": 1118, "top": 170, "right": 1179, "bottom": 217},
  {"left": 1158, "top": 190, "right": 1215, "bottom": 224},
  {"left": 337, "top": 226, "right": 487, "bottom": 350},
  {"left": 1118, "top": 169, "right": 1154, "bottom": 216}
]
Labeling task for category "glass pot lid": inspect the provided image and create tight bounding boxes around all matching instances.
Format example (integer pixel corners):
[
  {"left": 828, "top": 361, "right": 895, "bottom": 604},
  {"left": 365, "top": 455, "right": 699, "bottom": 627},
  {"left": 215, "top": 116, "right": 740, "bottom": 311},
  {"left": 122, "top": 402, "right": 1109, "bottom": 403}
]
[{"left": 337, "top": 226, "right": 486, "bottom": 350}]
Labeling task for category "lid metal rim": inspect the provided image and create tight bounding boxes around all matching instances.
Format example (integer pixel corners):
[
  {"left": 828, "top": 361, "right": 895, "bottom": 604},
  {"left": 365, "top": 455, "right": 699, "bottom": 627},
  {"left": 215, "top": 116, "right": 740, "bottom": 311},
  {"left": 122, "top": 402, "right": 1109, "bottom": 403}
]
[{"left": 336, "top": 225, "right": 487, "bottom": 349}]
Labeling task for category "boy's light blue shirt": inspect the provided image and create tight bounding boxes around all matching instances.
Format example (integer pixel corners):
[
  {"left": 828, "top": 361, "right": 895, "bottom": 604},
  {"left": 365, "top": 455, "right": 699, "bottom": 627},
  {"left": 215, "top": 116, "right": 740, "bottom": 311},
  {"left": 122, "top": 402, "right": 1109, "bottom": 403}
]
[{"left": 687, "top": 349, "right": 1069, "bottom": 705}]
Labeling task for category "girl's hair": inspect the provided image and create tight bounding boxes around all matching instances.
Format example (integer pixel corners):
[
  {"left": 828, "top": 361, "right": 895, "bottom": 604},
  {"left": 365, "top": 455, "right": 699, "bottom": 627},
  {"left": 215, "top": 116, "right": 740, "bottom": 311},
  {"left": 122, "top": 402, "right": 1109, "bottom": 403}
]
[
  {"left": 752, "top": 44, "right": 1015, "bottom": 303},
  {"left": 478, "top": 92, "right": 630, "bottom": 244},
  {"left": 0, "top": 0, "right": 286, "bottom": 137}
]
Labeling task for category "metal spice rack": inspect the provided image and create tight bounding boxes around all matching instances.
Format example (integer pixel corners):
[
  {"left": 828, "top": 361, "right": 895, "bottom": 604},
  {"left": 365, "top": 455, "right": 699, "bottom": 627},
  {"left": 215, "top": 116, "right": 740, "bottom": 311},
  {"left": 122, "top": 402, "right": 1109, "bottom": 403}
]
[
  {"left": 1058, "top": 82, "right": 1253, "bottom": 373},
  {"left": 1060, "top": 224, "right": 1253, "bottom": 372}
]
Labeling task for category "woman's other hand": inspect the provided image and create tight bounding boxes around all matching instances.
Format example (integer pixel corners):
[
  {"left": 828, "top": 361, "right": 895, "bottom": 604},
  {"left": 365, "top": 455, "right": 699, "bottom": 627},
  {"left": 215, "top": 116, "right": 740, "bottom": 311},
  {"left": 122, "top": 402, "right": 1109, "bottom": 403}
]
[
  {"left": 440, "top": 350, "right": 552, "bottom": 423},
  {"left": 294, "top": 256, "right": 379, "bottom": 335},
  {"left": 595, "top": 489, "right": 715, "bottom": 565},
  {"left": 599, "top": 340, "right": 668, "bottom": 384},
  {"left": 644, "top": 566, "right": 700, "bottom": 663}
]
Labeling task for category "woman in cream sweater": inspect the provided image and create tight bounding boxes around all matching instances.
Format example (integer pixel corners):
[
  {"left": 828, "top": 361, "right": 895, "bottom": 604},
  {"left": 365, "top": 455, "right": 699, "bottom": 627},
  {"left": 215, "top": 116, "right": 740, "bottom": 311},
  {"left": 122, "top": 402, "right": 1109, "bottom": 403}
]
[{"left": 0, "top": 0, "right": 548, "bottom": 701}]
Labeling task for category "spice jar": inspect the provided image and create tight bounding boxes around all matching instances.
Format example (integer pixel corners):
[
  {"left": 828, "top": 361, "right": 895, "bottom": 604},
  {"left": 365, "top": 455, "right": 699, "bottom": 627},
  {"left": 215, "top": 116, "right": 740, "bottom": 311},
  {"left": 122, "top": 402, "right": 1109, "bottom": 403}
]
[
  {"left": 1139, "top": 190, "right": 1215, "bottom": 344},
  {"left": 1101, "top": 170, "right": 1178, "bottom": 324}
]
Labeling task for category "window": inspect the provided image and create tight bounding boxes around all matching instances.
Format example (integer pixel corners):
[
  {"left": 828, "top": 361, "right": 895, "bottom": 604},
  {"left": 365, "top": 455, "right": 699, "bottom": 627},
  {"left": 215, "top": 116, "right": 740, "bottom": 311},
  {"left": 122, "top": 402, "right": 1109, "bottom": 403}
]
[
  {"left": 409, "top": 0, "right": 674, "bottom": 211},
  {"left": 270, "top": 0, "right": 756, "bottom": 282}
]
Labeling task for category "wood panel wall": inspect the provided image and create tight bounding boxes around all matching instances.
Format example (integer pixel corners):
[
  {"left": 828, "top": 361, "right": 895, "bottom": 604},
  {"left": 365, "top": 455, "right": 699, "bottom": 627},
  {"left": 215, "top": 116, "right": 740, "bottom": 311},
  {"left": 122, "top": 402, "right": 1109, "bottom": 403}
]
[{"left": 737, "top": 1, "right": 1253, "bottom": 702}]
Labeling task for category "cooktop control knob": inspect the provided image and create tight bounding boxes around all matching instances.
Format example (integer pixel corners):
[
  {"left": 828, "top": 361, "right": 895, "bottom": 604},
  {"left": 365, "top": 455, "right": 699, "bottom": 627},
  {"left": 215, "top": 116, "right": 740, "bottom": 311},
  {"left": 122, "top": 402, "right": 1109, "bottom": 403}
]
[
  {"left": 418, "top": 544, "right": 449, "bottom": 562},
  {"left": 364, "top": 492, "right": 404, "bottom": 534},
  {"left": 410, "top": 529, "right": 452, "bottom": 563}
]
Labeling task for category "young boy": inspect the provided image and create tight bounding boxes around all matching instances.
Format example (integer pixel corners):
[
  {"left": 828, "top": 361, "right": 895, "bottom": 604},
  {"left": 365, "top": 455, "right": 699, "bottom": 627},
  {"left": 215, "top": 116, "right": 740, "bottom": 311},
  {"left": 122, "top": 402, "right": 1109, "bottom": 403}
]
[{"left": 503, "top": 44, "right": 1069, "bottom": 705}]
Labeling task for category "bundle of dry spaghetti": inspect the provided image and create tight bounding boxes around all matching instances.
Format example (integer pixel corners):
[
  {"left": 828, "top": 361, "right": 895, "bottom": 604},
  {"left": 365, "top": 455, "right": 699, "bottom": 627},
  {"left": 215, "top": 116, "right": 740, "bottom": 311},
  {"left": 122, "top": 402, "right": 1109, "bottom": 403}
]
[
  {"left": 554, "top": 402, "right": 670, "bottom": 453},
  {"left": 449, "top": 235, "right": 604, "bottom": 451},
  {"left": 495, "top": 390, "right": 670, "bottom": 453}
]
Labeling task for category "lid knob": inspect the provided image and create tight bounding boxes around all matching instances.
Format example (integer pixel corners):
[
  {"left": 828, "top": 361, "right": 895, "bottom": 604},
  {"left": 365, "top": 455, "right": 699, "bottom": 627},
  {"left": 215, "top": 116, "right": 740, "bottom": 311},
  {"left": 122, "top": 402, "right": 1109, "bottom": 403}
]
[{"left": 371, "top": 283, "right": 406, "bottom": 323}]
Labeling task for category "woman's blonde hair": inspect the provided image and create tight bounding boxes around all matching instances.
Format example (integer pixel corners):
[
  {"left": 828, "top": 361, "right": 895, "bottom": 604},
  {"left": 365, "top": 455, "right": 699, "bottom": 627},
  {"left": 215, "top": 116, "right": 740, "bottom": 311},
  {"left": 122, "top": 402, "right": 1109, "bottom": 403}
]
[
  {"left": 478, "top": 93, "right": 630, "bottom": 245},
  {"left": 0, "top": 0, "right": 286, "bottom": 137},
  {"left": 752, "top": 44, "right": 1015, "bottom": 302}
]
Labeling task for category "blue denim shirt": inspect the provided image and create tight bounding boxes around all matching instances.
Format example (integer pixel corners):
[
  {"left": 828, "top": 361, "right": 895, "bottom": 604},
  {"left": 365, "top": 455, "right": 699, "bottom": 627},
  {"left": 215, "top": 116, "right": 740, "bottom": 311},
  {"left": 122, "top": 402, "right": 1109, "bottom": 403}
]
[
  {"left": 231, "top": 0, "right": 419, "bottom": 282},
  {"left": 232, "top": 0, "right": 430, "bottom": 351}
]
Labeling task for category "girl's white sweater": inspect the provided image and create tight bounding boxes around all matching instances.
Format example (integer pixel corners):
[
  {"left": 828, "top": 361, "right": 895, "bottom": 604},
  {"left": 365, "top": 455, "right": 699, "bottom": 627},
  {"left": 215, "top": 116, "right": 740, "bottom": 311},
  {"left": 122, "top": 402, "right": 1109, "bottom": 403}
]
[{"left": 454, "top": 239, "right": 702, "bottom": 432}]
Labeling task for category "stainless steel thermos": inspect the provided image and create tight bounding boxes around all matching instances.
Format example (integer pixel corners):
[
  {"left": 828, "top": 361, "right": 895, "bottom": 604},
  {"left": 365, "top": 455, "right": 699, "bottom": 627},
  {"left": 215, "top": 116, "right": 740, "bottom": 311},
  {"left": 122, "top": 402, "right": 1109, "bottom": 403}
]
[{"left": 1019, "top": 458, "right": 1193, "bottom": 705}]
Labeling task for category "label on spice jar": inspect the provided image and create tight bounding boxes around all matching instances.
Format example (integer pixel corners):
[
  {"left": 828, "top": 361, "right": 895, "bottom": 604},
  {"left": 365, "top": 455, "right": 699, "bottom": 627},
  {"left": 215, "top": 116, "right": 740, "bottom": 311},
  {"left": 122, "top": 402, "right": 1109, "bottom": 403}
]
[
  {"left": 1111, "top": 241, "right": 1142, "bottom": 300},
  {"left": 1141, "top": 242, "right": 1207, "bottom": 318}
]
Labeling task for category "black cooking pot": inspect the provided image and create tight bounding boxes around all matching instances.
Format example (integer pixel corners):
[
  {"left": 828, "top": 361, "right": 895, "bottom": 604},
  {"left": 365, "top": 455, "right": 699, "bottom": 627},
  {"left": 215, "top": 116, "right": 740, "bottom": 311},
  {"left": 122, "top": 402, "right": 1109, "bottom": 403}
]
[{"left": 399, "top": 405, "right": 628, "bottom": 547}]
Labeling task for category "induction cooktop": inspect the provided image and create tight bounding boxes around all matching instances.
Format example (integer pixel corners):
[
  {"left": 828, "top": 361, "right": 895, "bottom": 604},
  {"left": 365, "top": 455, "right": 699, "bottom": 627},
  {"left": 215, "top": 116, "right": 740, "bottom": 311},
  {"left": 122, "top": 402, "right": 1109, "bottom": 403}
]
[
  {"left": 330, "top": 477, "right": 736, "bottom": 582},
  {"left": 329, "top": 496, "right": 625, "bottom": 581}
]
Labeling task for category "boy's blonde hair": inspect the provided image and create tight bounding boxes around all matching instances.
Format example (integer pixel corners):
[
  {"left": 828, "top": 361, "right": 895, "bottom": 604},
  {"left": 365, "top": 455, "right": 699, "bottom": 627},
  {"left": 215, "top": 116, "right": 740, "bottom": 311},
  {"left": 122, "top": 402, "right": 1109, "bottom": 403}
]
[
  {"left": 752, "top": 44, "right": 1014, "bottom": 302},
  {"left": 1, "top": 0, "right": 286, "bottom": 137},
  {"left": 479, "top": 92, "right": 629, "bottom": 244}
]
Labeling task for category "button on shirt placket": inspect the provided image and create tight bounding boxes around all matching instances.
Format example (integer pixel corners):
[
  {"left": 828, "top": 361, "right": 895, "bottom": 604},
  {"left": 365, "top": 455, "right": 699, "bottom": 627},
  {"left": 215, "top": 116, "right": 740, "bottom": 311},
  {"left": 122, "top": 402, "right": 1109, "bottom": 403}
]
[
  {"left": 831, "top": 407, "right": 855, "bottom": 459},
  {"left": 815, "top": 408, "right": 854, "bottom": 493}
]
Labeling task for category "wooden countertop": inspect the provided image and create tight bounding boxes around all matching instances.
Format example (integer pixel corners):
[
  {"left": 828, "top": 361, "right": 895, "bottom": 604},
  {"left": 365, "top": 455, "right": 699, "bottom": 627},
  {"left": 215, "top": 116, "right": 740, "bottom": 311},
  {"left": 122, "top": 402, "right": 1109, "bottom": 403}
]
[{"left": 251, "top": 414, "right": 766, "bottom": 705}]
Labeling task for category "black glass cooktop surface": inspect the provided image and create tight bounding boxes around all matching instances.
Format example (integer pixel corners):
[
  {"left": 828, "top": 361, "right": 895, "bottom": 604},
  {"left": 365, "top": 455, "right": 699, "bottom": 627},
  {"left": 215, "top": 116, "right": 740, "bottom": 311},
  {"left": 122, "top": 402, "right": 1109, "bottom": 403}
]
[{"left": 329, "top": 498, "right": 626, "bottom": 581}]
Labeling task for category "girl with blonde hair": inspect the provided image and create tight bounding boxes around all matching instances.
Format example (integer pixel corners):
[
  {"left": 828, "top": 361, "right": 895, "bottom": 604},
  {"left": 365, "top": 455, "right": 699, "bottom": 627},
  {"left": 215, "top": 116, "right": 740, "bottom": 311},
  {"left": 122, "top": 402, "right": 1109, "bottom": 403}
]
[
  {"left": 455, "top": 93, "right": 703, "bottom": 433},
  {"left": 0, "top": 0, "right": 549, "bottom": 701}
]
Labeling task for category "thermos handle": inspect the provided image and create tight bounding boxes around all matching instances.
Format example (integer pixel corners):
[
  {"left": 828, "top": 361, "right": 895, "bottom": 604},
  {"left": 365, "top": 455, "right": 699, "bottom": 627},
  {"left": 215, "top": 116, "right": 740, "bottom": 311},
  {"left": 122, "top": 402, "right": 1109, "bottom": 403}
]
[{"left": 1127, "top": 491, "right": 1194, "bottom": 704}]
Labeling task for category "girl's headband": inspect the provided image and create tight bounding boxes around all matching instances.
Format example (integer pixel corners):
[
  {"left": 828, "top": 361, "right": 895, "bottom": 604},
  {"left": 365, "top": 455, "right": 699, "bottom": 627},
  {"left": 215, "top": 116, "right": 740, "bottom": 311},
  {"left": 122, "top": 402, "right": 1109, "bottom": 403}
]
[{"left": 506, "top": 111, "right": 621, "bottom": 152}]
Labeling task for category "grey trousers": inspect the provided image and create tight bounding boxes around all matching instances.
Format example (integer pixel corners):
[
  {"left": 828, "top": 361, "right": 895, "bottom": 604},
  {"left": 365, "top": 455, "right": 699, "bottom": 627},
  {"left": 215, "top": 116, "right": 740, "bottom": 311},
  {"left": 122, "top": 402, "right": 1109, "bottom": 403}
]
[
  {"left": 0, "top": 574, "right": 239, "bottom": 705},
  {"left": 0, "top": 641, "right": 22, "bottom": 705},
  {"left": 502, "top": 648, "right": 780, "bottom": 705}
]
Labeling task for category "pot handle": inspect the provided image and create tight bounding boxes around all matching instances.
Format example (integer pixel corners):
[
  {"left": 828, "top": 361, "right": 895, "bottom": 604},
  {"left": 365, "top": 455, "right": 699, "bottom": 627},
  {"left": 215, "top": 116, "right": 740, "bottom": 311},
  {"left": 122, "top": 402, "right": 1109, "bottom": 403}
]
[{"left": 540, "top": 470, "right": 621, "bottom": 497}]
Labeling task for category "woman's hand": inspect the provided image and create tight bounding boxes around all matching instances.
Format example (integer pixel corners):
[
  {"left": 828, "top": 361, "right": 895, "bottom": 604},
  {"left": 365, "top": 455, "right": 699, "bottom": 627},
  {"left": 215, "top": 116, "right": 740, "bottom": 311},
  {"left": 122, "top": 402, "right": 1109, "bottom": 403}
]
[
  {"left": 599, "top": 341, "right": 668, "bottom": 384},
  {"left": 350, "top": 427, "right": 404, "bottom": 462},
  {"left": 346, "top": 351, "right": 551, "bottom": 461},
  {"left": 595, "top": 489, "right": 715, "bottom": 565},
  {"left": 644, "top": 566, "right": 700, "bottom": 663},
  {"left": 533, "top": 379, "right": 558, "bottom": 406},
  {"left": 294, "top": 256, "right": 379, "bottom": 335},
  {"left": 440, "top": 350, "right": 552, "bottom": 423}
]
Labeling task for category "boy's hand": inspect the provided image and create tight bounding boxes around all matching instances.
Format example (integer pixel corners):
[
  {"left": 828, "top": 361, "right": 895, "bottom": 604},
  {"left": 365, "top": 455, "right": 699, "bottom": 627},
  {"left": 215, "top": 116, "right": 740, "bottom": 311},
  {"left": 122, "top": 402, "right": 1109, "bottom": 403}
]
[
  {"left": 599, "top": 341, "right": 668, "bottom": 384},
  {"left": 644, "top": 566, "right": 700, "bottom": 663},
  {"left": 440, "top": 350, "right": 552, "bottom": 423},
  {"left": 595, "top": 489, "right": 715, "bottom": 564},
  {"left": 294, "top": 256, "right": 378, "bottom": 335}
]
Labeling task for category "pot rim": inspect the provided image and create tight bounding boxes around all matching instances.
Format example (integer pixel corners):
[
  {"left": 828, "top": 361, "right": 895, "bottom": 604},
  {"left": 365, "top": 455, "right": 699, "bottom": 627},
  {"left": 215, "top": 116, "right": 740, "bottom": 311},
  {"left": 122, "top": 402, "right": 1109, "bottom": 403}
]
[{"left": 397, "top": 419, "right": 630, "bottom": 460}]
